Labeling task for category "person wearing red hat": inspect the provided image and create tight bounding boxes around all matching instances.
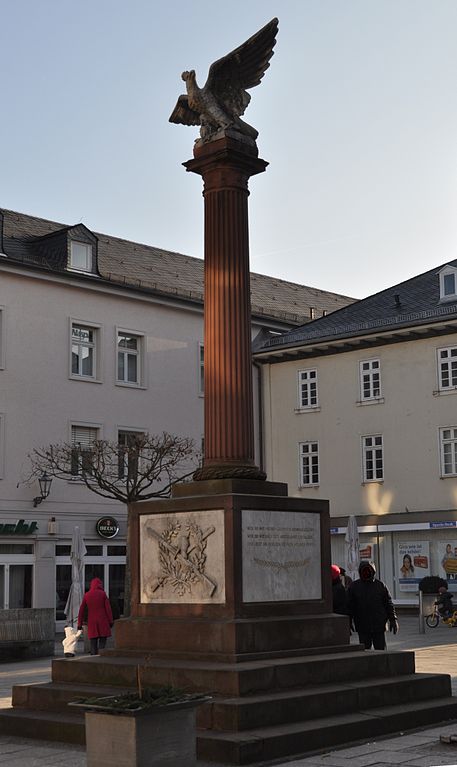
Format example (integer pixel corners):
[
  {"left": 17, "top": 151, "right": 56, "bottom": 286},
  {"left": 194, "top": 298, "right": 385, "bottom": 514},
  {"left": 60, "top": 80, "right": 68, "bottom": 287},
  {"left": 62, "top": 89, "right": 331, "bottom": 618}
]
[
  {"left": 77, "top": 577, "right": 114, "bottom": 656},
  {"left": 331, "top": 564, "right": 348, "bottom": 615}
]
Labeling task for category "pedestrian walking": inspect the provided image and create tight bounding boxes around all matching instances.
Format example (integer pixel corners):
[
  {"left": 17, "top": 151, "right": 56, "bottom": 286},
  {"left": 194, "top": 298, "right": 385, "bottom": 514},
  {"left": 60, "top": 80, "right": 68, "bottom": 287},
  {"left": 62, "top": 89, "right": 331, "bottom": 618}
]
[
  {"left": 347, "top": 560, "right": 398, "bottom": 650},
  {"left": 331, "top": 564, "right": 348, "bottom": 615},
  {"left": 77, "top": 577, "right": 114, "bottom": 655},
  {"left": 338, "top": 566, "right": 353, "bottom": 589}
]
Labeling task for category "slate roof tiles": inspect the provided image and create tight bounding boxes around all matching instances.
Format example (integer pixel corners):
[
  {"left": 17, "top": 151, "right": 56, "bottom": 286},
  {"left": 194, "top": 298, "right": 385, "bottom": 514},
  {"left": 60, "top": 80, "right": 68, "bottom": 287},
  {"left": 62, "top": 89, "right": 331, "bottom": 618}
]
[{"left": 0, "top": 208, "right": 355, "bottom": 326}]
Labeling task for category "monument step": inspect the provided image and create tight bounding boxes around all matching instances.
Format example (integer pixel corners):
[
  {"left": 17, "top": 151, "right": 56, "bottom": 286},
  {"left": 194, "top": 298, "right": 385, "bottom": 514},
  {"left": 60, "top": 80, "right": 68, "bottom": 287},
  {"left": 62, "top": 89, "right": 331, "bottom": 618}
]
[
  {"left": 101, "top": 641, "right": 360, "bottom": 663},
  {"left": 113, "top": 613, "right": 350, "bottom": 659},
  {"left": 0, "top": 708, "right": 84, "bottom": 745},
  {"left": 197, "top": 696, "right": 457, "bottom": 764},
  {"left": 50, "top": 649, "right": 416, "bottom": 696},
  {"left": 12, "top": 681, "right": 136, "bottom": 713},
  {"left": 10, "top": 670, "right": 450, "bottom": 731},
  {"left": 204, "top": 672, "right": 451, "bottom": 731}
]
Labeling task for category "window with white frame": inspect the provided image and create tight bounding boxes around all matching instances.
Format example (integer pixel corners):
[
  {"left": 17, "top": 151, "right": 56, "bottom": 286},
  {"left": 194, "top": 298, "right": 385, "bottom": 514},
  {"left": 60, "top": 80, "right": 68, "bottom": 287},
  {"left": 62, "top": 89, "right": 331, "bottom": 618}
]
[
  {"left": 71, "top": 323, "right": 97, "bottom": 379},
  {"left": 299, "top": 441, "right": 319, "bottom": 486},
  {"left": 117, "top": 430, "right": 145, "bottom": 480},
  {"left": 199, "top": 343, "right": 204, "bottom": 396},
  {"left": 438, "top": 346, "right": 457, "bottom": 391},
  {"left": 362, "top": 435, "right": 384, "bottom": 482},
  {"left": 359, "top": 359, "right": 381, "bottom": 400},
  {"left": 440, "top": 427, "right": 457, "bottom": 476},
  {"left": 117, "top": 331, "right": 143, "bottom": 386},
  {"left": 0, "top": 414, "right": 4, "bottom": 479},
  {"left": 70, "top": 425, "right": 99, "bottom": 476},
  {"left": 439, "top": 266, "right": 457, "bottom": 302},
  {"left": 69, "top": 241, "right": 92, "bottom": 272},
  {"left": 0, "top": 307, "right": 5, "bottom": 370},
  {"left": 298, "top": 369, "right": 318, "bottom": 409}
]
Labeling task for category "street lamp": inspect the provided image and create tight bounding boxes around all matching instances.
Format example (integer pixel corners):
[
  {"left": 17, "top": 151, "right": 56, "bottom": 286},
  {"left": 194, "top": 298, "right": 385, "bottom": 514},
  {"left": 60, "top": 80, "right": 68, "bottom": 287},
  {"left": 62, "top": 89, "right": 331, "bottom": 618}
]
[{"left": 33, "top": 472, "right": 53, "bottom": 507}]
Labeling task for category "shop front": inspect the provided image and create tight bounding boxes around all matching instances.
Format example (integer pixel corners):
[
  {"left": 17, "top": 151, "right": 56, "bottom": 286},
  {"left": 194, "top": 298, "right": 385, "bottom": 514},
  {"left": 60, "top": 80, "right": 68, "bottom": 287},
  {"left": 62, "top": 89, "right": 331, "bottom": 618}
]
[
  {"left": 0, "top": 511, "right": 127, "bottom": 633},
  {"left": 330, "top": 509, "right": 457, "bottom": 606}
]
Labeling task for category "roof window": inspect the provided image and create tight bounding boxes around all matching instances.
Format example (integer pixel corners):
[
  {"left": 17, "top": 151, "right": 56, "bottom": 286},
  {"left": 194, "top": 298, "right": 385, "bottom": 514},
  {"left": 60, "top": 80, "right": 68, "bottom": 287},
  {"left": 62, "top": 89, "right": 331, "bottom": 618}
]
[
  {"left": 69, "top": 241, "right": 92, "bottom": 273},
  {"left": 439, "top": 266, "right": 457, "bottom": 302}
]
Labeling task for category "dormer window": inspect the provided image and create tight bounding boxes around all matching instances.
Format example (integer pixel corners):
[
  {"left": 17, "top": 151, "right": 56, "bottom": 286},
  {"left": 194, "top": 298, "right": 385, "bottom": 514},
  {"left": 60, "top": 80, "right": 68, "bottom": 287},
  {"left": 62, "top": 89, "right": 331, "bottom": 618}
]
[
  {"left": 70, "top": 241, "right": 92, "bottom": 272},
  {"left": 439, "top": 266, "right": 457, "bottom": 302}
]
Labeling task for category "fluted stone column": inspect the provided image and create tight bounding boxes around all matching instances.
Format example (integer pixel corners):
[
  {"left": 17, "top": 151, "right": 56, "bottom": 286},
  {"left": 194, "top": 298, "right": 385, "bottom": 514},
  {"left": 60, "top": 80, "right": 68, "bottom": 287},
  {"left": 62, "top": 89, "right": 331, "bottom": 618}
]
[{"left": 185, "top": 134, "right": 267, "bottom": 481}]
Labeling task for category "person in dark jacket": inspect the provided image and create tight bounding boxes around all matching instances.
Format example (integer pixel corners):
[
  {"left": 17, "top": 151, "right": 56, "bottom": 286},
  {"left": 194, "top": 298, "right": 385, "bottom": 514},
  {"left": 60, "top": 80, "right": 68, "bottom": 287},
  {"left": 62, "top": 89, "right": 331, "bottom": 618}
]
[
  {"left": 436, "top": 585, "right": 454, "bottom": 619},
  {"left": 77, "top": 577, "right": 114, "bottom": 655},
  {"left": 331, "top": 564, "right": 348, "bottom": 615},
  {"left": 347, "top": 560, "right": 398, "bottom": 650}
]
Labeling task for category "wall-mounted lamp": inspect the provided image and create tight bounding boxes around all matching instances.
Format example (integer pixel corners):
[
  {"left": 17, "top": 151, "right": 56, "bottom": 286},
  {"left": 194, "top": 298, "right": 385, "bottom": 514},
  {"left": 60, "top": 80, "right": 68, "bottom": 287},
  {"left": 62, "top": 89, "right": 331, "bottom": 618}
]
[{"left": 33, "top": 472, "right": 53, "bottom": 507}]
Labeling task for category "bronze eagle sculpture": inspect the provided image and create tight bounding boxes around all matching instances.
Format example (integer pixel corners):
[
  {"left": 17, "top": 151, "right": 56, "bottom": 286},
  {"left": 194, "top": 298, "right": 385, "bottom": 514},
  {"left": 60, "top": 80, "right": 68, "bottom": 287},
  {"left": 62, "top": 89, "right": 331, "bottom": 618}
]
[{"left": 169, "top": 18, "right": 278, "bottom": 143}]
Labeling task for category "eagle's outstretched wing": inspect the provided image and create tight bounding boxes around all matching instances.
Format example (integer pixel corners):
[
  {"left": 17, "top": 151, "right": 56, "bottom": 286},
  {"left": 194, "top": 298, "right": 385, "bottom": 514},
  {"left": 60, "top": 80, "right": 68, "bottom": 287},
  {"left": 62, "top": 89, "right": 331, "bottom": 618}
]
[
  {"left": 206, "top": 18, "right": 278, "bottom": 118},
  {"left": 169, "top": 94, "right": 200, "bottom": 126}
]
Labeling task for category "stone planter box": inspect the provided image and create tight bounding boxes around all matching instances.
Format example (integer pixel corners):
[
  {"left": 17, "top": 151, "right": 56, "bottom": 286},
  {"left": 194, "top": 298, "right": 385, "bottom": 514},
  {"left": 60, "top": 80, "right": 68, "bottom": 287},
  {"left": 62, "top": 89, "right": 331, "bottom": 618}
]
[{"left": 71, "top": 696, "right": 209, "bottom": 767}]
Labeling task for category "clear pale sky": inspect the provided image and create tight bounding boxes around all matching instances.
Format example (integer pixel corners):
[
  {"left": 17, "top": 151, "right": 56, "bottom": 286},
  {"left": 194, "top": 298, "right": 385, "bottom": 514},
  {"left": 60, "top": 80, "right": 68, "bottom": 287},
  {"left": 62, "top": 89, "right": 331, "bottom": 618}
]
[{"left": 2, "top": 0, "right": 457, "bottom": 298}]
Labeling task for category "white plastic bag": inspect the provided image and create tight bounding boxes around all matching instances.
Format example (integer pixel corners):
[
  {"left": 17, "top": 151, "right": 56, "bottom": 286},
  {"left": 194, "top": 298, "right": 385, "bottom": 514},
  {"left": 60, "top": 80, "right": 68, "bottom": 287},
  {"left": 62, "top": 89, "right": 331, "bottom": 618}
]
[{"left": 62, "top": 626, "right": 82, "bottom": 657}]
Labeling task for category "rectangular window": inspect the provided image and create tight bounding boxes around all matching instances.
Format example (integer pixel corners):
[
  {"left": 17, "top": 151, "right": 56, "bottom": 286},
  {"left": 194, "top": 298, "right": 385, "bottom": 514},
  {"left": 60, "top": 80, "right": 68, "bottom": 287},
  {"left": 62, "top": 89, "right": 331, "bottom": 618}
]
[
  {"left": 362, "top": 435, "right": 384, "bottom": 482},
  {"left": 440, "top": 427, "right": 457, "bottom": 476},
  {"left": 0, "top": 306, "right": 5, "bottom": 370},
  {"left": 117, "top": 330, "right": 144, "bottom": 386},
  {"left": 360, "top": 359, "right": 381, "bottom": 400},
  {"left": 69, "top": 242, "right": 92, "bottom": 272},
  {"left": 0, "top": 413, "right": 4, "bottom": 479},
  {"left": 438, "top": 346, "right": 457, "bottom": 390},
  {"left": 8, "top": 565, "right": 32, "bottom": 608},
  {"left": 71, "top": 323, "right": 96, "bottom": 378},
  {"left": 298, "top": 369, "right": 318, "bottom": 409},
  {"left": 199, "top": 343, "right": 204, "bottom": 396},
  {"left": 444, "top": 273, "right": 456, "bottom": 296},
  {"left": 299, "top": 441, "right": 319, "bottom": 486},
  {"left": 71, "top": 425, "right": 99, "bottom": 476},
  {"left": 118, "top": 430, "right": 145, "bottom": 479}
]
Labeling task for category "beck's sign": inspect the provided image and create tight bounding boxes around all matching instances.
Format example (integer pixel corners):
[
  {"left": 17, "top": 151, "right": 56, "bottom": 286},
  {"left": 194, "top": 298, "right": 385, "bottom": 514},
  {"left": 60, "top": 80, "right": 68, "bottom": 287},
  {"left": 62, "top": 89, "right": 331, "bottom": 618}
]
[{"left": 96, "top": 517, "right": 119, "bottom": 539}]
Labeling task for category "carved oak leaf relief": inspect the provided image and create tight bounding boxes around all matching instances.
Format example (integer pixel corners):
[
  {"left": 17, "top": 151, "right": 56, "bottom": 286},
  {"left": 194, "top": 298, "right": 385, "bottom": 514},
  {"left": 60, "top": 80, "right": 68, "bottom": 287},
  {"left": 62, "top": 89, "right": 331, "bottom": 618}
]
[{"left": 145, "top": 519, "right": 217, "bottom": 599}]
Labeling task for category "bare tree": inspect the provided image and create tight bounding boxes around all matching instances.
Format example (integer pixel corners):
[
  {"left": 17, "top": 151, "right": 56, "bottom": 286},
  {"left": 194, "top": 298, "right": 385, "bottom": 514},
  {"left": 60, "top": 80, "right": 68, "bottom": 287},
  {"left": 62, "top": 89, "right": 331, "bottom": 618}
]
[{"left": 25, "top": 432, "right": 198, "bottom": 615}]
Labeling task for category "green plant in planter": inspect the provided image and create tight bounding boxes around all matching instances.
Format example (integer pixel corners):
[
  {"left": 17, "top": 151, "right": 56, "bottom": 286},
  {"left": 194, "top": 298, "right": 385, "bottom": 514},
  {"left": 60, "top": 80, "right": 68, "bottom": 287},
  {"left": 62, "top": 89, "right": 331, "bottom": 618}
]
[
  {"left": 75, "top": 685, "right": 208, "bottom": 712},
  {"left": 419, "top": 575, "right": 448, "bottom": 594}
]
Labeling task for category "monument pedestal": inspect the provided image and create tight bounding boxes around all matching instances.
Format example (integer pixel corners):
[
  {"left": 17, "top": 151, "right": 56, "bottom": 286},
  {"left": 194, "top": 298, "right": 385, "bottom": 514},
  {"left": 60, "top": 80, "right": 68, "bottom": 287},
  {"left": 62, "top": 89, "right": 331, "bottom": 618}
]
[{"left": 112, "top": 480, "right": 349, "bottom": 663}]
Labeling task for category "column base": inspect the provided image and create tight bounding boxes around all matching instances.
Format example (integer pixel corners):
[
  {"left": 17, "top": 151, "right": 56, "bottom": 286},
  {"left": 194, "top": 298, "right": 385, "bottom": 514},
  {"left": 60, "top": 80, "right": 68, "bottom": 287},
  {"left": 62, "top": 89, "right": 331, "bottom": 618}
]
[{"left": 193, "top": 463, "right": 266, "bottom": 481}]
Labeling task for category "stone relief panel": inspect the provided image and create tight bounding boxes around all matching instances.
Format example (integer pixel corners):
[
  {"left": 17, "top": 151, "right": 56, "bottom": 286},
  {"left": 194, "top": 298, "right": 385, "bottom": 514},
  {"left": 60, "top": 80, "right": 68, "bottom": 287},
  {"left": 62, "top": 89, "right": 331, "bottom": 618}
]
[
  {"left": 140, "top": 509, "right": 226, "bottom": 604},
  {"left": 242, "top": 510, "right": 322, "bottom": 603}
]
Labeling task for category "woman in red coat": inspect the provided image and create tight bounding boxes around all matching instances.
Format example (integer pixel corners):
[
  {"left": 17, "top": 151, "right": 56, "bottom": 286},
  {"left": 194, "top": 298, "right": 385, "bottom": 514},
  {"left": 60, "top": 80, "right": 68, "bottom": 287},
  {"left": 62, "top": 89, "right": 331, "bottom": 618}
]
[{"left": 77, "top": 578, "right": 113, "bottom": 655}]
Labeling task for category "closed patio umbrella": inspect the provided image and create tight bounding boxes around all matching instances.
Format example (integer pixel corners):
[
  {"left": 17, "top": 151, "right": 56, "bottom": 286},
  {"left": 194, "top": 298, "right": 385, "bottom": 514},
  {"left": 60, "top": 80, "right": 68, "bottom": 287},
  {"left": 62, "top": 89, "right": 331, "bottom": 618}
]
[
  {"left": 64, "top": 526, "right": 87, "bottom": 627},
  {"left": 345, "top": 515, "right": 359, "bottom": 582}
]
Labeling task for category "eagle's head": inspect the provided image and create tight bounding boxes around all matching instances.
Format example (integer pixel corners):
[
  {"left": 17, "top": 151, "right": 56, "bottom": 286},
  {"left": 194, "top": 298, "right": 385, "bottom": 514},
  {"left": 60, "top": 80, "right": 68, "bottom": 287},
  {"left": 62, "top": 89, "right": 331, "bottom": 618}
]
[{"left": 181, "top": 70, "right": 196, "bottom": 83}]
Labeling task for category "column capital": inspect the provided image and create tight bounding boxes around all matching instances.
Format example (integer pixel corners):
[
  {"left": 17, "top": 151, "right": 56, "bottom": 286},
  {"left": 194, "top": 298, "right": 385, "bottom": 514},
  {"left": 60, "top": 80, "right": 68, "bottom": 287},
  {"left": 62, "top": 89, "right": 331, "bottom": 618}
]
[{"left": 184, "top": 134, "right": 268, "bottom": 191}]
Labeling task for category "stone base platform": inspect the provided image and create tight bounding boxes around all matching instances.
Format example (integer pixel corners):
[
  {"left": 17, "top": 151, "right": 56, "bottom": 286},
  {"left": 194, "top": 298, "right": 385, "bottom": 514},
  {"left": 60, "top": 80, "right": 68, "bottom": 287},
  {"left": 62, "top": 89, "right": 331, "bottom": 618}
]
[{"left": 2, "top": 648, "right": 457, "bottom": 764}]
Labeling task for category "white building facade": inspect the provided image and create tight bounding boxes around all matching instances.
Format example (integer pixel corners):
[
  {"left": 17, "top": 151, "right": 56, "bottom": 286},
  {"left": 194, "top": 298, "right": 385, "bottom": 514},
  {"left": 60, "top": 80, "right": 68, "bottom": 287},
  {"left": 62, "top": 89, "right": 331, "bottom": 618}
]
[
  {"left": 0, "top": 207, "right": 353, "bottom": 628},
  {"left": 256, "top": 262, "right": 457, "bottom": 603}
]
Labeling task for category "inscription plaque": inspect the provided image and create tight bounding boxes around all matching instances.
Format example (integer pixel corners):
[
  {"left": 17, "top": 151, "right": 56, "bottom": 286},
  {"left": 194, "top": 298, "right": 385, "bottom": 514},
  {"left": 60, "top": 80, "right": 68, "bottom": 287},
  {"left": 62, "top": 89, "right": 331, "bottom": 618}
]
[
  {"left": 242, "top": 510, "right": 321, "bottom": 602},
  {"left": 140, "top": 509, "right": 226, "bottom": 604}
]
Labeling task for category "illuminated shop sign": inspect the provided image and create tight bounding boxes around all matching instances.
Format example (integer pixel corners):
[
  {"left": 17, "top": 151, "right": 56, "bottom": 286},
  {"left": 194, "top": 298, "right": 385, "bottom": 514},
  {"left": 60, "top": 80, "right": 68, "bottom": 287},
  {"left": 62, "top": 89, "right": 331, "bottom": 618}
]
[
  {"left": 0, "top": 520, "right": 38, "bottom": 535},
  {"left": 96, "top": 517, "right": 119, "bottom": 539},
  {"left": 430, "top": 521, "right": 457, "bottom": 529}
]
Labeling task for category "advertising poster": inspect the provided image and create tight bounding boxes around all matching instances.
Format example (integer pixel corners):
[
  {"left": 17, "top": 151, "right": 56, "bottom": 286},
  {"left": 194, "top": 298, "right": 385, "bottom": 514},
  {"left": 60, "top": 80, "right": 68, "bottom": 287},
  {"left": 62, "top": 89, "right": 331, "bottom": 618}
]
[
  {"left": 359, "top": 544, "right": 373, "bottom": 560},
  {"left": 398, "top": 541, "right": 430, "bottom": 592},
  {"left": 439, "top": 541, "right": 457, "bottom": 582}
]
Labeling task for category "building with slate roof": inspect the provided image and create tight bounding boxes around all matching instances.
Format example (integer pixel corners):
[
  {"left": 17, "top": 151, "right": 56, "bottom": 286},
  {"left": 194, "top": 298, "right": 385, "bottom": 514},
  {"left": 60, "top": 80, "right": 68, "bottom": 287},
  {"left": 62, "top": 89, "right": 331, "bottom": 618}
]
[
  {"left": 0, "top": 207, "right": 354, "bottom": 631},
  {"left": 255, "top": 260, "right": 457, "bottom": 605}
]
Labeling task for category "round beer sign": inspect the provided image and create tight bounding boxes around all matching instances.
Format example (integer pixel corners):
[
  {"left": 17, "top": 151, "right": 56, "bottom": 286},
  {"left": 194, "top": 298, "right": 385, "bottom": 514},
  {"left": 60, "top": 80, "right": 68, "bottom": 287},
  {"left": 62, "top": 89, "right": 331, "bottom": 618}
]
[{"left": 96, "top": 517, "right": 119, "bottom": 539}]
